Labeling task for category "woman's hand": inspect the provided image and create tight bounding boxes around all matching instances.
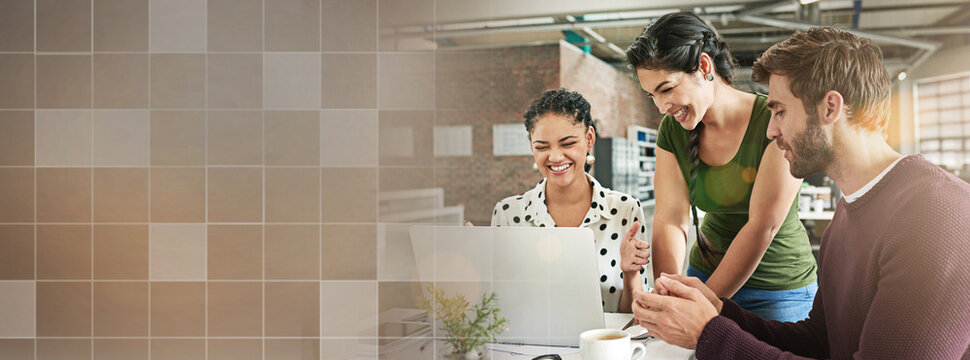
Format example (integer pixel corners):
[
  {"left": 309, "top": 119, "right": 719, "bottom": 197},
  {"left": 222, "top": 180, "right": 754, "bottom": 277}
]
[{"left": 620, "top": 220, "right": 650, "bottom": 275}]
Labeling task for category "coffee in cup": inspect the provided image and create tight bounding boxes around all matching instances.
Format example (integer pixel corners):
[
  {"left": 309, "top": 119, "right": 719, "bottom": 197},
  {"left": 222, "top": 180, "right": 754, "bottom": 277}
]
[{"left": 579, "top": 329, "right": 646, "bottom": 360}]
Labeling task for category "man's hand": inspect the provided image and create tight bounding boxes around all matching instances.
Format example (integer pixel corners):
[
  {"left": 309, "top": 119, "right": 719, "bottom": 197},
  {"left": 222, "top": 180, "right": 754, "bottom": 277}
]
[
  {"left": 632, "top": 276, "right": 719, "bottom": 349},
  {"left": 654, "top": 274, "right": 723, "bottom": 313},
  {"left": 620, "top": 220, "right": 650, "bottom": 274}
]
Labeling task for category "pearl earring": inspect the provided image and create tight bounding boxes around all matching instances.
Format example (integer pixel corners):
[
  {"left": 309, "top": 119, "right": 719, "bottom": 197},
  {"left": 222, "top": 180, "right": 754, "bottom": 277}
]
[
  {"left": 532, "top": 162, "right": 539, "bottom": 171},
  {"left": 586, "top": 153, "right": 596, "bottom": 165}
]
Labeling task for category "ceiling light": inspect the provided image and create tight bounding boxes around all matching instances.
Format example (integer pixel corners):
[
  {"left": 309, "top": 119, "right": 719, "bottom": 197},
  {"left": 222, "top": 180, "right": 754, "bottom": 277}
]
[
  {"left": 799, "top": 0, "right": 820, "bottom": 4},
  {"left": 898, "top": 72, "right": 908, "bottom": 81}
]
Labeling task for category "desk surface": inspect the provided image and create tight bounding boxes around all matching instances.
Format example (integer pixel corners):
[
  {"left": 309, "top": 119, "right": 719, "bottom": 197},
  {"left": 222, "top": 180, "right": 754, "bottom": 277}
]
[{"left": 485, "top": 313, "right": 695, "bottom": 359}]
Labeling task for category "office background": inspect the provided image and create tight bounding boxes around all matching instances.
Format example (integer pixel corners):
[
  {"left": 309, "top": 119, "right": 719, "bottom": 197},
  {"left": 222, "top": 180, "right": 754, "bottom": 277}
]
[{"left": 0, "top": 0, "right": 968, "bottom": 359}]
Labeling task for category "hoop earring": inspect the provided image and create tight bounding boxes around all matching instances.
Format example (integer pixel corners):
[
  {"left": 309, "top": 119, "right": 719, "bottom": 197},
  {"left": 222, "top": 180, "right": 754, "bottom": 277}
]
[
  {"left": 705, "top": 73, "right": 714, "bottom": 81},
  {"left": 586, "top": 153, "right": 596, "bottom": 165}
]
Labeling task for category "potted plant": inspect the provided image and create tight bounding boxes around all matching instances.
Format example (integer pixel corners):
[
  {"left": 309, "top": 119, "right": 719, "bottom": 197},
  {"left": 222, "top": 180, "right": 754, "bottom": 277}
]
[{"left": 418, "top": 285, "right": 508, "bottom": 359}]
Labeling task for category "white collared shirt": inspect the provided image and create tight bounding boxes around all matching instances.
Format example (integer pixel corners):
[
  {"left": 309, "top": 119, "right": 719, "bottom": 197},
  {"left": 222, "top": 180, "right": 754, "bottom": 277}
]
[{"left": 490, "top": 174, "right": 649, "bottom": 312}]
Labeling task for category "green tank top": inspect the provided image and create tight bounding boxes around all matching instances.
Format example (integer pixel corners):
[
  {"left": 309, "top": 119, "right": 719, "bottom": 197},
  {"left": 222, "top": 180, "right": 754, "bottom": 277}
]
[{"left": 656, "top": 94, "right": 817, "bottom": 290}]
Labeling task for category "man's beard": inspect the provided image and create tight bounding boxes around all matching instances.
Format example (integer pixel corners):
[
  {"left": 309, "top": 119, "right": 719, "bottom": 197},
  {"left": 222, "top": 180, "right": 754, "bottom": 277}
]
[{"left": 782, "top": 111, "right": 834, "bottom": 179}]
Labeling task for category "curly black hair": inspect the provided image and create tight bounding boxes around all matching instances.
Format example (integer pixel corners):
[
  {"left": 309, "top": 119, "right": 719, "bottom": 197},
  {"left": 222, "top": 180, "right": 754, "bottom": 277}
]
[{"left": 523, "top": 88, "right": 594, "bottom": 137}]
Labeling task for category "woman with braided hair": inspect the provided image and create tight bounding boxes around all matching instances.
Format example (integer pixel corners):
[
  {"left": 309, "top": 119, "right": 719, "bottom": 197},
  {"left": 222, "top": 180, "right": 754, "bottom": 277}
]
[{"left": 620, "top": 11, "right": 817, "bottom": 321}]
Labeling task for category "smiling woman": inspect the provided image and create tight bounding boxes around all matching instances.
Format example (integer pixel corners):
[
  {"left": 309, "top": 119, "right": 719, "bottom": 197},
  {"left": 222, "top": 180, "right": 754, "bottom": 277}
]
[
  {"left": 622, "top": 11, "right": 818, "bottom": 322},
  {"left": 491, "top": 89, "right": 650, "bottom": 313}
]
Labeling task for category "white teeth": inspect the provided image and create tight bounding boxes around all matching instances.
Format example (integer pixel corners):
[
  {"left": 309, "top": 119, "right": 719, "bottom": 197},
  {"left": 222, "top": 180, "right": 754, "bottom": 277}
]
[
  {"left": 674, "top": 108, "right": 688, "bottom": 119},
  {"left": 550, "top": 164, "right": 571, "bottom": 171}
]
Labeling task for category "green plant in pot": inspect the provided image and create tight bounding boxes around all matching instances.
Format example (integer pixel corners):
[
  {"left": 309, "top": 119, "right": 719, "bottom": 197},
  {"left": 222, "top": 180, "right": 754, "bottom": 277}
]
[{"left": 418, "top": 285, "right": 508, "bottom": 359}]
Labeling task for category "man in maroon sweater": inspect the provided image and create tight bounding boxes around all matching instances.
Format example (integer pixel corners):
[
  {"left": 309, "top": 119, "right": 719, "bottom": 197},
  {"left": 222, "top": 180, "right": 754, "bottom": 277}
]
[{"left": 631, "top": 27, "right": 970, "bottom": 359}]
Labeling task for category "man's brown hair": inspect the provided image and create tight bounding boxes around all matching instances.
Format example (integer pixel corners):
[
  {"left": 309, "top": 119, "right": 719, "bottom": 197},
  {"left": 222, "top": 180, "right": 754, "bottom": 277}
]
[{"left": 752, "top": 27, "right": 891, "bottom": 135}]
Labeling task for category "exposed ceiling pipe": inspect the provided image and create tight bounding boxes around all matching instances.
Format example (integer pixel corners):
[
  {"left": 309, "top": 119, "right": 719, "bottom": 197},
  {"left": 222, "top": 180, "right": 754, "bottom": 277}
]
[
  {"left": 735, "top": 14, "right": 941, "bottom": 50},
  {"left": 735, "top": 14, "right": 941, "bottom": 79}
]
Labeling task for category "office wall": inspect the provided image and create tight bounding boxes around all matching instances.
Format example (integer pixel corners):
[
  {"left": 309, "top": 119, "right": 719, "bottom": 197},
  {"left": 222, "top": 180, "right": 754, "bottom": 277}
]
[{"left": 560, "top": 43, "right": 662, "bottom": 137}]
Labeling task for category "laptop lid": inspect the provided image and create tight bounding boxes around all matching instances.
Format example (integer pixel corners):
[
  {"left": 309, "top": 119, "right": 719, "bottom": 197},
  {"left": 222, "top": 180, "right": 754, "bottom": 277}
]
[{"left": 408, "top": 226, "right": 605, "bottom": 347}]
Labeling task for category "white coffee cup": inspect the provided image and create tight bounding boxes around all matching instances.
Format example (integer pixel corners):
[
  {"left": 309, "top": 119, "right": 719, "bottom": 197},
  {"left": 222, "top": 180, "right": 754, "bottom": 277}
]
[{"left": 579, "top": 328, "right": 646, "bottom": 360}]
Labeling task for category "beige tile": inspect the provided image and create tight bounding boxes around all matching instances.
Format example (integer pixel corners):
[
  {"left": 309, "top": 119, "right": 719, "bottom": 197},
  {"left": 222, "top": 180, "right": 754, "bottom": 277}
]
[
  {"left": 36, "top": 110, "right": 92, "bottom": 166},
  {"left": 0, "top": 111, "right": 33, "bottom": 165},
  {"left": 150, "top": 111, "right": 205, "bottom": 165},
  {"left": 207, "top": 0, "right": 262, "bottom": 51},
  {"left": 265, "top": 111, "right": 320, "bottom": 165},
  {"left": 0, "top": 282, "right": 34, "bottom": 337},
  {"left": 93, "top": 339, "right": 148, "bottom": 360},
  {"left": 93, "top": 0, "right": 149, "bottom": 51},
  {"left": 378, "top": 54, "right": 434, "bottom": 109},
  {"left": 208, "top": 167, "right": 263, "bottom": 222},
  {"left": 0, "top": 0, "right": 34, "bottom": 51},
  {"left": 37, "top": 55, "right": 92, "bottom": 109},
  {"left": 150, "top": 282, "right": 205, "bottom": 336},
  {"left": 37, "top": 225, "right": 91, "bottom": 280},
  {"left": 37, "top": 0, "right": 91, "bottom": 52},
  {"left": 93, "top": 225, "right": 149, "bottom": 280},
  {"left": 322, "top": 168, "right": 377, "bottom": 223},
  {"left": 265, "top": 339, "right": 320, "bottom": 360},
  {"left": 207, "top": 225, "right": 262, "bottom": 280},
  {"left": 265, "top": 281, "right": 320, "bottom": 336},
  {"left": 36, "top": 282, "right": 92, "bottom": 336},
  {"left": 207, "top": 282, "right": 262, "bottom": 336},
  {"left": 0, "top": 225, "right": 34, "bottom": 279},
  {"left": 150, "top": 339, "right": 205, "bottom": 360},
  {"left": 150, "top": 0, "right": 206, "bottom": 52},
  {"left": 93, "top": 110, "right": 150, "bottom": 166},
  {"left": 208, "top": 54, "right": 262, "bottom": 109},
  {"left": 150, "top": 224, "right": 205, "bottom": 280},
  {"left": 151, "top": 55, "right": 205, "bottom": 109},
  {"left": 378, "top": 110, "right": 434, "bottom": 166},
  {"left": 93, "top": 168, "right": 149, "bottom": 223},
  {"left": 150, "top": 167, "right": 206, "bottom": 222},
  {"left": 37, "top": 168, "right": 91, "bottom": 223},
  {"left": 208, "top": 339, "right": 261, "bottom": 360},
  {"left": 377, "top": 281, "right": 425, "bottom": 316},
  {"left": 0, "top": 168, "right": 33, "bottom": 223},
  {"left": 322, "top": 54, "right": 377, "bottom": 109},
  {"left": 0, "top": 55, "right": 34, "bottom": 109},
  {"left": 378, "top": 166, "right": 433, "bottom": 192},
  {"left": 321, "top": 281, "right": 377, "bottom": 337},
  {"left": 321, "top": 339, "right": 378, "bottom": 360},
  {"left": 94, "top": 54, "right": 150, "bottom": 109},
  {"left": 265, "top": 225, "right": 319, "bottom": 280},
  {"left": 264, "top": 54, "right": 321, "bottom": 109},
  {"left": 93, "top": 282, "right": 149, "bottom": 336},
  {"left": 378, "top": 0, "right": 434, "bottom": 51},
  {"left": 321, "top": 110, "right": 378, "bottom": 167},
  {"left": 207, "top": 111, "right": 262, "bottom": 165},
  {"left": 322, "top": 0, "right": 376, "bottom": 51},
  {"left": 266, "top": 168, "right": 320, "bottom": 223},
  {"left": 265, "top": 0, "right": 319, "bottom": 51},
  {"left": 0, "top": 339, "right": 33, "bottom": 360},
  {"left": 37, "top": 339, "right": 91, "bottom": 360},
  {"left": 322, "top": 225, "right": 377, "bottom": 280}
]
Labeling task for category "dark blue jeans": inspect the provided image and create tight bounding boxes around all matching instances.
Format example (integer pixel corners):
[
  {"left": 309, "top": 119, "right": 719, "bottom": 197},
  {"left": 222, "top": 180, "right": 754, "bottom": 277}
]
[{"left": 687, "top": 265, "right": 817, "bottom": 322}]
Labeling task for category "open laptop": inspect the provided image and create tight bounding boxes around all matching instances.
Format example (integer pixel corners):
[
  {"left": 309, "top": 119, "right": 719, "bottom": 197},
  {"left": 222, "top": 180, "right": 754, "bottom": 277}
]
[{"left": 408, "top": 225, "right": 605, "bottom": 347}]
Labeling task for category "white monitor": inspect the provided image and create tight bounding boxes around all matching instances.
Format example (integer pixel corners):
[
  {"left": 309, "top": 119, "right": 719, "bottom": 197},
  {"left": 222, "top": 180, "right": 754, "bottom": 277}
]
[{"left": 408, "top": 225, "right": 605, "bottom": 347}]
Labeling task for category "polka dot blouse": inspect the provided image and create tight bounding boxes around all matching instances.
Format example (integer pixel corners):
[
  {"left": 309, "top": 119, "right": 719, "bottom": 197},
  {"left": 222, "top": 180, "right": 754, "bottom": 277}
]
[{"left": 490, "top": 174, "right": 650, "bottom": 312}]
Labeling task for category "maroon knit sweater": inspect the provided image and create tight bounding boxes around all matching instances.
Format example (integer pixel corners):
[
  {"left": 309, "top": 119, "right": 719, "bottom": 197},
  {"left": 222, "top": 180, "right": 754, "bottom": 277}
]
[{"left": 695, "top": 155, "right": 970, "bottom": 359}]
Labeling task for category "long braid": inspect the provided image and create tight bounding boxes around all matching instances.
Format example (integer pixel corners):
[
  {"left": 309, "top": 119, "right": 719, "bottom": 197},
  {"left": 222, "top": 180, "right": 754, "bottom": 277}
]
[{"left": 687, "top": 124, "right": 720, "bottom": 269}]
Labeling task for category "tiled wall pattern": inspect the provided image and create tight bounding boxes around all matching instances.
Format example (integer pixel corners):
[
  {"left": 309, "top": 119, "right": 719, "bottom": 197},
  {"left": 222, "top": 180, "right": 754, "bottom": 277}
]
[{"left": 0, "top": 0, "right": 658, "bottom": 359}]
